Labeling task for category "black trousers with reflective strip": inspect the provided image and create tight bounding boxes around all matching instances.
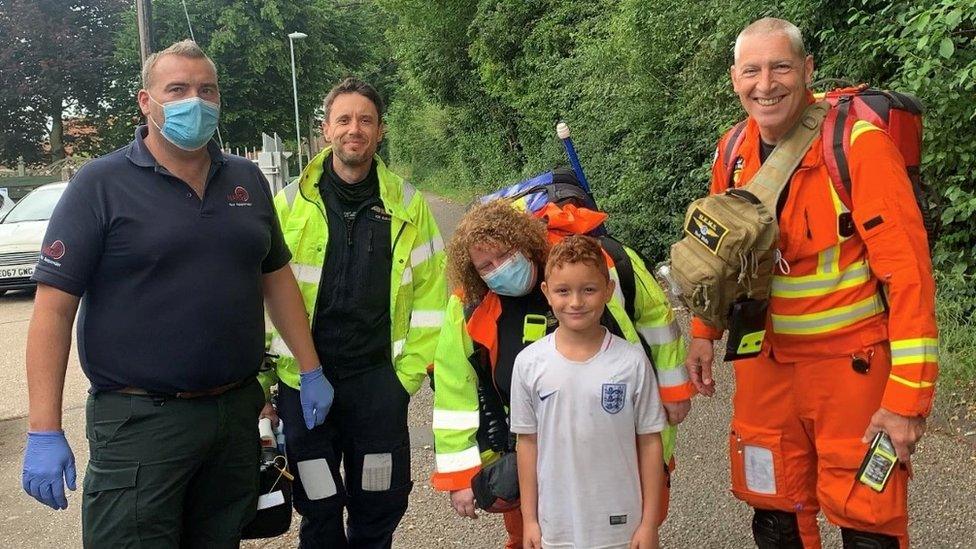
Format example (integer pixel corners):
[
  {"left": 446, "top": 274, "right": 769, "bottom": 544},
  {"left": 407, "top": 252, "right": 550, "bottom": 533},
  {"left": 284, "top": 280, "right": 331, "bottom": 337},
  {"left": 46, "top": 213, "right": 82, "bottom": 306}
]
[{"left": 277, "top": 365, "right": 412, "bottom": 549}]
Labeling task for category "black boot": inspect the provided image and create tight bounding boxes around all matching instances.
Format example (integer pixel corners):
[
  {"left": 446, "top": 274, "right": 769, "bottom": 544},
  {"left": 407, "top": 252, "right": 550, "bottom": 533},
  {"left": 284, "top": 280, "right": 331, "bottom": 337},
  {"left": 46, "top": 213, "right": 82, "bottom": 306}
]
[
  {"left": 841, "top": 528, "right": 899, "bottom": 549},
  {"left": 752, "top": 508, "right": 804, "bottom": 548}
]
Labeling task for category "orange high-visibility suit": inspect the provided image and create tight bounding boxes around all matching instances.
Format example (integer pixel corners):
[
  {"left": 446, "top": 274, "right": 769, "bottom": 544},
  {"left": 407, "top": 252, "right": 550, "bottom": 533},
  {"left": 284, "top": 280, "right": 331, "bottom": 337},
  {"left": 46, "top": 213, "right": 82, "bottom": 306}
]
[{"left": 691, "top": 100, "right": 938, "bottom": 548}]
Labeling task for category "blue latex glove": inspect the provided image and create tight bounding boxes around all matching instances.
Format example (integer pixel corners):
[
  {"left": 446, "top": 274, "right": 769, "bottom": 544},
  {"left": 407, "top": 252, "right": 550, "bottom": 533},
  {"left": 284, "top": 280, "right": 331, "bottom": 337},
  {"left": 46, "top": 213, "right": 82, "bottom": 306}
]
[
  {"left": 299, "top": 366, "right": 334, "bottom": 429},
  {"left": 22, "top": 431, "right": 76, "bottom": 510}
]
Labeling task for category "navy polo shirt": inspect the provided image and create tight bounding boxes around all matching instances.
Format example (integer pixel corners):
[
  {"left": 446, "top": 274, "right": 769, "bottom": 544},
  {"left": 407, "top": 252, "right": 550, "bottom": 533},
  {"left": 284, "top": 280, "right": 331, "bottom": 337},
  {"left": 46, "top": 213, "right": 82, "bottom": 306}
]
[{"left": 32, "top": 127, "right": 291, "bottom": 393}]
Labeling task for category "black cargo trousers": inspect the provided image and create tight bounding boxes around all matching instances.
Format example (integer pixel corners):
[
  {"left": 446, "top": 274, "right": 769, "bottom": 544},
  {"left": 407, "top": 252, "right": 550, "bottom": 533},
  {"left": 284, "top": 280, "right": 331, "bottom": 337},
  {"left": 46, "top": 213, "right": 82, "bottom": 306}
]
[
  {"left": 82, "top": 379, "right": 265, "bottom": 548},
  {"left": 277, "top": 363, "right": 413, "bottom": 549}
]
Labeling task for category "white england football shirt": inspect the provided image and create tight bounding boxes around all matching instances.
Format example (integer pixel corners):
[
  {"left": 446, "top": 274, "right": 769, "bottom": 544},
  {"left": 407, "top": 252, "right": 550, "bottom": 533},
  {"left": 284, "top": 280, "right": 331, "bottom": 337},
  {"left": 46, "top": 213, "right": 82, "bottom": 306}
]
[{"left": 509, "top": 329, "right": 668, "bottom": 549}]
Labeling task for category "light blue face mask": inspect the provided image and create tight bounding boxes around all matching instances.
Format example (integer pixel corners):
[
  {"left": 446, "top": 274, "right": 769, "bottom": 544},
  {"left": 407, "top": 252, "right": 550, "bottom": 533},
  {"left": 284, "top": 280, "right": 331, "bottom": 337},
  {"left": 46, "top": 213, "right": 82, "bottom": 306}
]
[
  {"left": 149, "top": 95, "right": 220, "bottom": 151},
  {"left": 482, "top": 251, "right": 537, "bottom": 297}
]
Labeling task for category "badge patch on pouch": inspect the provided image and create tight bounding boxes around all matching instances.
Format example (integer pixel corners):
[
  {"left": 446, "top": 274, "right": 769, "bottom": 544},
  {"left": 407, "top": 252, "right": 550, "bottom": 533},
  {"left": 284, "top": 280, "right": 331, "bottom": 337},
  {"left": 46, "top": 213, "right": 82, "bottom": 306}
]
[
  {"left": 743, "top": 445, "right": 776, "bottom": 494},
  {"left": 362, "top": 453, "right": 393, "bottom": 491},
  {"left": 609, "top": 514, "right": 628, "bottom": 526},
  {"left": 296, "top": 458, "right": 338, "bottom": 500},
  {"left": 685, "top": 208, "right": 729, "bottom": 254}
]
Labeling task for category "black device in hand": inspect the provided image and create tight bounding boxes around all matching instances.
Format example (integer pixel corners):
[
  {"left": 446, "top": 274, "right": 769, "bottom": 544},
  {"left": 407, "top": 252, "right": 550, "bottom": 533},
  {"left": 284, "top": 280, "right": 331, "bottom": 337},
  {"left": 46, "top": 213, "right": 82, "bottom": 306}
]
[{"left": 725, "top": 298, "right": 768, "bottom": 361}]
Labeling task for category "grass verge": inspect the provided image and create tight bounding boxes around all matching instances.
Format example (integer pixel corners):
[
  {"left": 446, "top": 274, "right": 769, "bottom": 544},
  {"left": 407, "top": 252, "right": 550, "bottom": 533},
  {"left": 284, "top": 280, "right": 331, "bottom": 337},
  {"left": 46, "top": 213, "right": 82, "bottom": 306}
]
[
  {"left": 935, "top": 273, "right": 976, "bottom": 390},
  {"left": 389, "top": 163, "right": 482, "bottom": 204},
  {"left": 933, "top": 272, "right": 976, "bottom": 441}
]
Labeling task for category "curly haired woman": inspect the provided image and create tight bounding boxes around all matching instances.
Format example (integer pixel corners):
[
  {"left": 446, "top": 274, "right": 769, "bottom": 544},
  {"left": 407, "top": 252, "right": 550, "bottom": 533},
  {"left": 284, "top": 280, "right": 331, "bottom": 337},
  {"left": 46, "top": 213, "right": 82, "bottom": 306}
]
[{"left": 430, "top": 199, "right": 694, "bottom": 548}]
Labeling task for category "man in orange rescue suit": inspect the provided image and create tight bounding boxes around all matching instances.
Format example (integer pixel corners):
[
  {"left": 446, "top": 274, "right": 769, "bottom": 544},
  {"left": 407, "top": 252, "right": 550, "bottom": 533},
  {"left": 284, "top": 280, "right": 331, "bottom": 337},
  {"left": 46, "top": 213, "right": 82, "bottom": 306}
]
[{"left": 684, "top": 18, "right": 938, "bottom": 549}]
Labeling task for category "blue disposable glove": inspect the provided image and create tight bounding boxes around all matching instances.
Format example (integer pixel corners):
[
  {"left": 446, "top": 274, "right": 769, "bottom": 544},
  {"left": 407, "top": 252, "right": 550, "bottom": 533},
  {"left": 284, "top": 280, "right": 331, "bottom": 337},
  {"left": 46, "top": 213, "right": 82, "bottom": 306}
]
[
  {"left": 22, "top": 431, "right": 76, "bottom": 510},
  {"left": 299, "top": 366, "right": 334, "bottom": 429}
]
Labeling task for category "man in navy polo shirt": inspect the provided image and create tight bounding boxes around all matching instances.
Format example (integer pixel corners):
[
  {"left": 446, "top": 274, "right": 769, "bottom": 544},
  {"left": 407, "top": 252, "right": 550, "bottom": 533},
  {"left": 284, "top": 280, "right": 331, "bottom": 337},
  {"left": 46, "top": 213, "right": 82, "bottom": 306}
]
[{"left": 20, "top": 40, "right": 332, "bottom": 547}]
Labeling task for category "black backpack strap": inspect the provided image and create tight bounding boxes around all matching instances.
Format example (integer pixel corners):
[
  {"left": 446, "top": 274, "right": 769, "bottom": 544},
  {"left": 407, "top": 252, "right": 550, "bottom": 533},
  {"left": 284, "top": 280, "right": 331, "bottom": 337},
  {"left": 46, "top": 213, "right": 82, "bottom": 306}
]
[
  {"left": 598, "top": 235, "right": 661, "bottom": 370},
  {"left": 598, "top": 236, "right": 637, "bottom": 321}
]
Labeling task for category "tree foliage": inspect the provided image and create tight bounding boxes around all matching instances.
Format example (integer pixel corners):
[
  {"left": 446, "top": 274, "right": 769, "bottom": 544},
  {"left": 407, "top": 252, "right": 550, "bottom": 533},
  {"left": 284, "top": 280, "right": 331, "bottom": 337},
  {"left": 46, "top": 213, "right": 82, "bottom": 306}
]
[
  {"left": 96, "top": 0, "right": 392, "bottom": 156},
  {"left": 2, "top": 0, "right": 973, "bottom": 283},
  {"left": 0, "top": 0, "right": 126, "bottom": 163},
  {"left": 380, "top": 0, "right": 976, "bottom": 281}
]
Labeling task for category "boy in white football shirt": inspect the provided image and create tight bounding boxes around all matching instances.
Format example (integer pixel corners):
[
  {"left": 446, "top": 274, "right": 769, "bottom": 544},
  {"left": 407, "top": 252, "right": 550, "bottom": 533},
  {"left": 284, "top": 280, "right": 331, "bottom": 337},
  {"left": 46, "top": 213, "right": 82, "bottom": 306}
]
[{"left": 510, "top": 235, "right": 667, "bottom": 549}]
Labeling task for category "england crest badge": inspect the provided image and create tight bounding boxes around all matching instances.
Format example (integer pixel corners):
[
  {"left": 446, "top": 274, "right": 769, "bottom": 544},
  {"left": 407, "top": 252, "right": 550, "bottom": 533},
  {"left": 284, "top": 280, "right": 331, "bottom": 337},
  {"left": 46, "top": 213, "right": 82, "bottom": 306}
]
[{"left": 601, "top": 383, "right": 626, "bottom": 414}]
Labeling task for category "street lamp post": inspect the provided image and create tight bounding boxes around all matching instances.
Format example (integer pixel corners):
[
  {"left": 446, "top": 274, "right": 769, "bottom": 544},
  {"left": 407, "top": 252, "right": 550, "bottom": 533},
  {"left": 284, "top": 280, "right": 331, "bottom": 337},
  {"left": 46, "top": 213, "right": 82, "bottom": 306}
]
[{"left": 288, "top": 31, "right": 308, "bottom": 173}]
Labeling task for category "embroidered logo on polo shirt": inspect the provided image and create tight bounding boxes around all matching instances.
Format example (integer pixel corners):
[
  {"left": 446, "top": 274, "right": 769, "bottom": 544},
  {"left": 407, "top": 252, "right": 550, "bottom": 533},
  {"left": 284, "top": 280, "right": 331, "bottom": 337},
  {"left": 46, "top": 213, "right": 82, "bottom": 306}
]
[
  {"left": 227, "top": 186, "right": 252, "bottom": 207},
  {"left": 41, "top": 240, "right": 66, "bottom": 266},
  {"left": 42, "top": 240, "right": 65, "bottom": 260}
]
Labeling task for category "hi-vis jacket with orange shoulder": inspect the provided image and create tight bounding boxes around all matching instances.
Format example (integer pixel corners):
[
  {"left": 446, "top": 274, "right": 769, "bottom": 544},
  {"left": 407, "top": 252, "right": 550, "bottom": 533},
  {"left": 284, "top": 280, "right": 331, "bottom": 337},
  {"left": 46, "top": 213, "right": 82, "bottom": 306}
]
[
  {"left": 259, "top": 147, "right": 447, "bottom": 396},
  {"left": 431, "top": 204, "right": 692, "bottom": 491},
  {"left": 691, "top": 98, "right": 939, "bottom": 418}
]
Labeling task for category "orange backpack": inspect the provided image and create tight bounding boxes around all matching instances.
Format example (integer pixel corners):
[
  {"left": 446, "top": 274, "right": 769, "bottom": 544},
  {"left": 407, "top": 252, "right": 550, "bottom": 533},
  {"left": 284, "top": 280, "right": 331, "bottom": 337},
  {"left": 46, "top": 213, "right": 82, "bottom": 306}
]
[{"left": 721, "top": 84, "right": 938, "bottom": 249}]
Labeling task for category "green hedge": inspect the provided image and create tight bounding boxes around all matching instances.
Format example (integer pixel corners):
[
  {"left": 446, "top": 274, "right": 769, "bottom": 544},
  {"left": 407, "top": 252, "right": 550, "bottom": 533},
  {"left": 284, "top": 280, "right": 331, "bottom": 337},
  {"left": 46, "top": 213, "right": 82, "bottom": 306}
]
[
  {"left": 0, "top": 176, "right": 61, "bottom": 200},
  {"left": 380, "top": 0, "right": 976, "bottom": 384}
]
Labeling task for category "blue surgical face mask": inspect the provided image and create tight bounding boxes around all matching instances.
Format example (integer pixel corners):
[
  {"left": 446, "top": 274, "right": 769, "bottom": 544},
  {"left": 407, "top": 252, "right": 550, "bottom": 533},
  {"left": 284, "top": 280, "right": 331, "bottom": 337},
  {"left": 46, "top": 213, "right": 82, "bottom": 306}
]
[
  {"left": 482, "top": 251, "right": 537, "bottom": 297},
  {"left": 148, "top": 95, "right": 220, "bottom": 151}
]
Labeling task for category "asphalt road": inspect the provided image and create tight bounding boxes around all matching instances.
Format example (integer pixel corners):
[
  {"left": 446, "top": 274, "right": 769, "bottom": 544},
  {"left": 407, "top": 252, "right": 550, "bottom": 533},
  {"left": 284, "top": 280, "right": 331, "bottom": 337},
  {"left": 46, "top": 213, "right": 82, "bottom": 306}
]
[{"left": 0, "top": 192, "right": 973, "bottom": 547}]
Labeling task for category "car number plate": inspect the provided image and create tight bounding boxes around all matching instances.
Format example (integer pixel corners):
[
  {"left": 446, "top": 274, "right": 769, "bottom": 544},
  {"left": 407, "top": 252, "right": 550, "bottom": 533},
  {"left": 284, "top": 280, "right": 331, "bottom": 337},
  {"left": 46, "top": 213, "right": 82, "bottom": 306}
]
[{"left": 0, "top": 264, "right": 35, "bottom": 279}]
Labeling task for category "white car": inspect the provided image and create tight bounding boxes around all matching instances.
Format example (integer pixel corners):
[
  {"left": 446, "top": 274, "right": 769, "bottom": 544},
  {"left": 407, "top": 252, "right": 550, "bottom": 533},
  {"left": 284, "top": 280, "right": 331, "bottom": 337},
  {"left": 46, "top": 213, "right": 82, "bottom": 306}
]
[
  {"left": 0, "top": 182, "right": 67, "bottom": 296},
  {"left": 0, "top": 189, "right": 14, "bottom": 218}
]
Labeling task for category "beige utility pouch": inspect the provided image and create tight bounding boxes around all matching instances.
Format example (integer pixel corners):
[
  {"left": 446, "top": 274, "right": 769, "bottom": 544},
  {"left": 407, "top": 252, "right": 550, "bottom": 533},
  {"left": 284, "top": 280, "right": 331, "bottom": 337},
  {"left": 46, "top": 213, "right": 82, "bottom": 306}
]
[
  {"left": 669, "top": 102, "right": 829, "bottom": 331},
  {"left": 670, "top": 190, "right": 776, "bottom": 330}
]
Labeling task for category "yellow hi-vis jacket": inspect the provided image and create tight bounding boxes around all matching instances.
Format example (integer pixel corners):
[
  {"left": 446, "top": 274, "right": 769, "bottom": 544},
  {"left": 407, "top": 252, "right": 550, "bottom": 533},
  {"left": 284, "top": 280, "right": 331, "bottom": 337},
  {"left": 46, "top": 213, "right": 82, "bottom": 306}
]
[{"left": 259, "top": 148, "right": 447, "bottom": 396}]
